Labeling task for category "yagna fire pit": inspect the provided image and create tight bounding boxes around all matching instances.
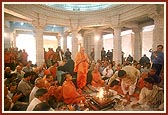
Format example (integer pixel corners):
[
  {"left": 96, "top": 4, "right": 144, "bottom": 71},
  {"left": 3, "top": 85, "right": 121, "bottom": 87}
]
[{"left": 88, "top": 88, "right": 117, "bottom": 110}]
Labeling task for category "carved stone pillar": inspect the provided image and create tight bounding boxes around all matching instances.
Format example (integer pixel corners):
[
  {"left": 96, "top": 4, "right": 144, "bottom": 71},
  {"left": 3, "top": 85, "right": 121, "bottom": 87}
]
[
  {"left": 148, "top": 5, "right": 164, "bottom": 50},
  {"left": 152, "top": 15, "right": 164, "bottom": 50},
  {"left": 4, "top": 21, "right": 11, "bottom": 48},
  {"left": 63, "top": 32, "right": 68, "bottom": 51},
  {"left": 132, "top": 27, "right": 142, "bottom": 61},
  {"left": 71, "top": 30, "right": 79, "bottom": 59},
  {"left": 56, "top": 34, "right": 62, "bottom": 47},
  {"left": 69, "top": 18, "right": 81, "bottom": 59},
  {"left": 113, "top": 27, "right": 122, "bottom": 64},
  {"left": 33, "top": 28, "right": 44, "bottom": 66},
  {"left": 32, "top": 14, "right": 46, "bottom": 66},
  {"left": 11, "top": 30, "right": 18, "bottom": 48},
  {"left": 131, "top": 32, "right": 135, "bottom": 58},
  {"left": 82, "top": 31, "right": 94, "bottom": 58},
  {"left": 94, "top": 29, "right": 102, "bottom": 61}
]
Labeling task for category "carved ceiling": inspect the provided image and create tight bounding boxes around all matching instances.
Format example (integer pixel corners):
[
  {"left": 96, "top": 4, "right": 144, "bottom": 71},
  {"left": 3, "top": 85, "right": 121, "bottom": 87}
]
[
  {"left": 44, "top": 4, "right": 119, "bottom": 11},
  {"left": 4, "top": 3, "right": 162, "bottom": 35}
]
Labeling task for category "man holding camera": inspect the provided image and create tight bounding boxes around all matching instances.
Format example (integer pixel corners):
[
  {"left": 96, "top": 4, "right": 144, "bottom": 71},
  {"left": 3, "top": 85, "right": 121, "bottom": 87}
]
[{"left": 150, "top": 45, "right": 164, "bottom": 76}]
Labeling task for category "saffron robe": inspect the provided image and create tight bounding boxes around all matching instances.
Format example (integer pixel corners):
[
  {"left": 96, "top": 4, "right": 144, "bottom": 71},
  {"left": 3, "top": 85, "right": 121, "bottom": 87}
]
[
  {"left": 91, "top": 71, "right": 104, "bottom": 87},
  {"left": 74, "top": 52, "right": 89, "bottom": 89},
  {"left": 62, "top": 80, "right": 85, "bottom": 104}
]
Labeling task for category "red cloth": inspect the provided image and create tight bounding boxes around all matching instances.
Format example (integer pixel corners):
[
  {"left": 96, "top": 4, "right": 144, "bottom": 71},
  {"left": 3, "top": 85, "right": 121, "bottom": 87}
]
[
  {"left": 111, "top": 85, "right": 123, "bottom": 95},
  {"left": 49, "top": 66, "right": 57, "bottom": 79},
  {"left": 44, "top": 70, "right": 51, "bottom": 75},
  {"left": 137, "top": 78, "right": 145, "bottom": 89}
]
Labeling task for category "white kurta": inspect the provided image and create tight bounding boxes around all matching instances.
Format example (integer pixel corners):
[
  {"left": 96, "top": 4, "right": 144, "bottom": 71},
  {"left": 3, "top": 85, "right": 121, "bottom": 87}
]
[
  {"left": 121, "top": 66, "right": 140, "bottom": 95},
  {"left": 138, "top": 85, "right": 162, "bottom": 104},
  {"left": 26, "top": 98, "right": 41, "bottom": 111},
  {"left": 29, "top": 86, "right": 39, "bottom": 103}
]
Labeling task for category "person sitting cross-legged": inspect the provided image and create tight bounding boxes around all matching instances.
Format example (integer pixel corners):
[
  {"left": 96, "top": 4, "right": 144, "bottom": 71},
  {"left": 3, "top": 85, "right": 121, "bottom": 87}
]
[
  {"left": 91, "top": 63, "right": 105, "bottom": 87},
  {"left": 131, "top": 77, "right": 164, "bottom": 110},
  {"left": 62, "top": 73, "right": 85, "bottom": 105}
]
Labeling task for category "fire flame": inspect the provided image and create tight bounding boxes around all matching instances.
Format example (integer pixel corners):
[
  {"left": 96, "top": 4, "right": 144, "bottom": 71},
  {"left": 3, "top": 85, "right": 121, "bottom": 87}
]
[{"left": 97, "top": 88, "right": 104, "bottom": 99}]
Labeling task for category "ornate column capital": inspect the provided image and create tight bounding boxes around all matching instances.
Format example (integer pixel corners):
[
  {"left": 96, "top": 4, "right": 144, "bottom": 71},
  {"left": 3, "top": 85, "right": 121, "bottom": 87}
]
[
  {"left": 132, "top": 26, "right": 142, "bottom": 33},
  {"left": 56, "top": 33, "right": 62, "bottom": 46},
  {"left": 32, "top": 13, "right": 47, "bottom": 29},
  {"left": 122, "top": 22, "right": 139, "bottom": 30},
  {"left": 113, "top": 26, "right": 122, "bottom": 38},
  {"left": 93, "top": 28, "right": 102, "bottom": 35},
  {"left": 63, "top": 31, "right": 70, "bottom": 36},
  {"left": 148, "top": 4, "right": 164, "bottom": 19},
  {"left": 69, "top": 18, "right": 81, "bottom": 32},
  {"left": 56, "top": 33, "right": 62, "bottom": 38},
  {"left": 148, "top": 4, "right": 164, "bottom": 28},
  {"left": 12, "top": 30, "right": 18, "bottom": 37},
  {"left": 111, "top": 15, "right": 121, "bottom": 28},
  {"left": 153, "top": 15, "right": 164, "bottom": 28}
]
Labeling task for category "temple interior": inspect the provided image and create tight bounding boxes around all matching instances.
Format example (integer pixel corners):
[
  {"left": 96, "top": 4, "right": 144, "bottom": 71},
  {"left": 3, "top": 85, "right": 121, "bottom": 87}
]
[{"left": 3, "top": 3, "right": 165, "bottom": 112}]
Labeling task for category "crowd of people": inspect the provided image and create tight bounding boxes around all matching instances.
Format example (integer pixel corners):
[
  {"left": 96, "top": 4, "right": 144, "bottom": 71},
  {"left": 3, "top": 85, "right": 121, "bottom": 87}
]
[{"left": 3, "top": 45, "right": 164, "bottom": 111}]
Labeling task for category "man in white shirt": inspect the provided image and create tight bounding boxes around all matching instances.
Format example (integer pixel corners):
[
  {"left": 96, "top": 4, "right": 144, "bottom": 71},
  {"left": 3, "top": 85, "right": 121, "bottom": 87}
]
[
  {"left": 131, "top": 77, "right": 164, "bottom": 110},
  {"left": 102, "top": 65, "right": 113, "bottom": 84},
  {"left": 118, "top": 66, "right": 140, "bottom": 103},
  {"left": 29, "top": 77, "right": 45, "bottom": 103},
  {"left": 26, "top": 88, "right": 48, "bottom": 111}
]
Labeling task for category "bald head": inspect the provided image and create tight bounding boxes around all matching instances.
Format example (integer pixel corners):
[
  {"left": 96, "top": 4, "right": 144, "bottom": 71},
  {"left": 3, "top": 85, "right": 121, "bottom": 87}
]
[
  {"left": 35, "top": 77, "right": 44, "bottom": 88},
  {"left": 80, "top": 47, "right": 85, "bottom": 53}
]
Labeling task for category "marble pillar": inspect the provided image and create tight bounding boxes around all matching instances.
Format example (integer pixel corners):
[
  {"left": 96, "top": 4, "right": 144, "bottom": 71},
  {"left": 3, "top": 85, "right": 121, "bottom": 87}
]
[
  {"left": 63, "top": 33, "right": 68, "bottom": 51},
  {"left": 132, "top": 27, "right": 142, "bottom": 61},
  {"left": 152, "top": 15, "right": 164, "bottom": 50},
  {"left": 12, "top": 31, "right": 17, "bottom": 48},
  {"left": 71, "top": 30, "right": 79, "bottom": 59},
  {"left": 32, "top": 14, "right": 46, "bottom": 66},
  {"left": 113, "top": 27, "right": 122, "bottom": 64},
  {"left": 94, "top": 29, "right": 102, "bottom": 61},
  {"left": 131, "top": 32, "right": 135, "bottom": 59},
  {"left": 83, "top": 31, "right": 94, "bottom": 58},
  {"left": 56, "top": 34, "right": 62, "bottom": 47},
  {"left": 4, "top": 21, "right": 11, "bottom": 48},
  {"left": 34, "top": 27, "right": 44, "bottom": 66}
]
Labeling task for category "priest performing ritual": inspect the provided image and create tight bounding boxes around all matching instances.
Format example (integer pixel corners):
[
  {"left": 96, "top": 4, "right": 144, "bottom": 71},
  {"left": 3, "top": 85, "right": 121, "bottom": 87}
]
[{"left": 74, "top": 47, "right": 90, "bottom": 89}]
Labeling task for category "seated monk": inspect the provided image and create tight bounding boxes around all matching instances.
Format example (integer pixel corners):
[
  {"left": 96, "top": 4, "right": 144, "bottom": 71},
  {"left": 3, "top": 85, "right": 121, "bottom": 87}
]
[
  {"left": 48, "top": 81, "right": 63, "bottom": 102},
  {"left": 62, "top": 73, "right": 85, "bottom": 104},
  {"left": 91, "top": 64, "right": 105, "bottom": 87},
  {"left": 43, "top": 74, "right": 54, "bottom": 89}
]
